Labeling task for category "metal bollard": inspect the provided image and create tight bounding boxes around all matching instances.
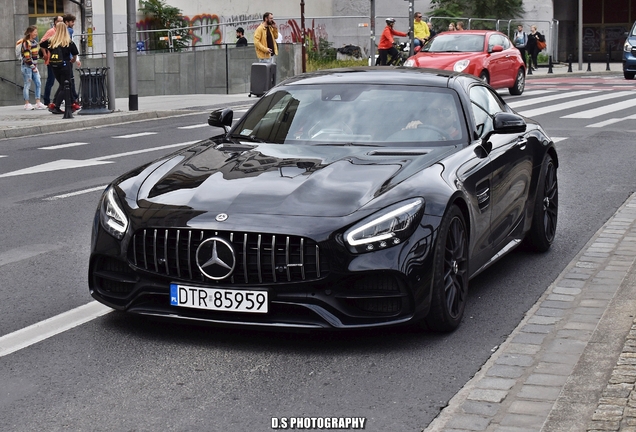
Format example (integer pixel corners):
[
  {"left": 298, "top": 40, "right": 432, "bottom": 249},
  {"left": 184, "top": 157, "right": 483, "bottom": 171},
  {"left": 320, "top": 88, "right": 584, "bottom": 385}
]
[
  {"left": 586, "top": 54, "right": 592, "bottom": 72},
  {"left": 568, "top": 54, "right": 573, "bottom": 72},
  {"left": 63, "top": 80, "right": 73, "bottom": 119},
  {"left": 606, "top": 53, "right": 611, "bottom": 71},
  {"left": 548, "top": 55, "right": 553, "bottom": 74}
]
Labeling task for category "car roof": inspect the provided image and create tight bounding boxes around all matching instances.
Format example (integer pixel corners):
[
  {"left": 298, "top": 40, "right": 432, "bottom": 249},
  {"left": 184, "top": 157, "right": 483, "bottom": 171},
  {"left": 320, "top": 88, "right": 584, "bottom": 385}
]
[
  {"left": 437, "top": 29, "right": 501, "bottom": 36},
  {"left": 277, "top": 67, "right": 481, "bottom": 88}
]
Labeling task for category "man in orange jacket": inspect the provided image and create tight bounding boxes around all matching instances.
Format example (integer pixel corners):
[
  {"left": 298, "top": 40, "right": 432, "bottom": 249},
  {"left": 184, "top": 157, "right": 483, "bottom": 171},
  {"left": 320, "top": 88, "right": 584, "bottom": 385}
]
[{"left": 378, "top": 18, "right": 408, "bottom": 66}]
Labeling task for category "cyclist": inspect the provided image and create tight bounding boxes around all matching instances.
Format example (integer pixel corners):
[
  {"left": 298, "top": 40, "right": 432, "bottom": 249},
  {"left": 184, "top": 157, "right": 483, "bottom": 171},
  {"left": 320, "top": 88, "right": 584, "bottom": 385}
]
[{"left": 378, "top": 18, "right": 408, "bottom": 66}]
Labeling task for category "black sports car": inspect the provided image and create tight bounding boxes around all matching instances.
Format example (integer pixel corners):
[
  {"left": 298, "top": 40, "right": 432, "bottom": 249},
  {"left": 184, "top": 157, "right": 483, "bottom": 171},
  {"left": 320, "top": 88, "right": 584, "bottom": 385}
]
[{"left": 89, "top": 67, "right": 558, "bottom": 332}]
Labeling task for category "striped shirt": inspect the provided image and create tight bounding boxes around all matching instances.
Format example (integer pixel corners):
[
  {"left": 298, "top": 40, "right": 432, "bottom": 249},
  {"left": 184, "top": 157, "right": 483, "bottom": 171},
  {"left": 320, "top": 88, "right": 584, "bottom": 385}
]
[{"left": 21, "top": 39, "right": 39, "bottom": 68}]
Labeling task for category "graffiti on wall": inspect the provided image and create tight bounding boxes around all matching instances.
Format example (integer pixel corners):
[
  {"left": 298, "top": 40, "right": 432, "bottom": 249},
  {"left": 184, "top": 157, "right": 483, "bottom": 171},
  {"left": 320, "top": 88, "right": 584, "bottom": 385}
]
[
  {"left": 136, "top": 14, "right": 330, "bottom": 49},
  {"left": 186, "top": 14, "right": 223, "bottom": 46}
]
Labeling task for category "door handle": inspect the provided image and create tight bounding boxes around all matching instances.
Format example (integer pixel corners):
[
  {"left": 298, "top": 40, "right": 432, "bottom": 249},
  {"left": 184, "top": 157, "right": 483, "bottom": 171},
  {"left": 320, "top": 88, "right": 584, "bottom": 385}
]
[{"left": 516, "top": 138, "right": 527, "bottom": 150}]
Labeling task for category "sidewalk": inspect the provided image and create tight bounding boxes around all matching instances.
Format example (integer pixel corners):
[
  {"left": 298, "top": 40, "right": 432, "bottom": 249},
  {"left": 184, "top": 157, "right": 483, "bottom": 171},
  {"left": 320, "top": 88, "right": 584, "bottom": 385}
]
[
  {"left": 0, "top": 93, "right": 255, "bottom": 140},
  {"left": 2, "top": 63, "right": 635, "bottom": 432}
]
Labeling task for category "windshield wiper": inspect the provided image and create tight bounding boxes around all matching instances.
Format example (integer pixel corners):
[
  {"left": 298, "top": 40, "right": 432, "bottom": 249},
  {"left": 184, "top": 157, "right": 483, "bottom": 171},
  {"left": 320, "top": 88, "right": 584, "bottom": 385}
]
[
  {"left": 313, "top": 142, "right": 380, "bottom": 147},
  {"left": 228, "top": 134, "right": 266, "bottom": 143}
]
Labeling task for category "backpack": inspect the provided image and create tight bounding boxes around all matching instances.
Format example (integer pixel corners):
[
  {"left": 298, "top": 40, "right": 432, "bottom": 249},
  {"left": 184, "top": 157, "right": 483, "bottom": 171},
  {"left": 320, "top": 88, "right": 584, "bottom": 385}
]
[
  {"left": 48, "top": 45, "right": 65, "bottom": 68},
  {"left": 15, "top": 38, "right": 23, "bottom": 61}
]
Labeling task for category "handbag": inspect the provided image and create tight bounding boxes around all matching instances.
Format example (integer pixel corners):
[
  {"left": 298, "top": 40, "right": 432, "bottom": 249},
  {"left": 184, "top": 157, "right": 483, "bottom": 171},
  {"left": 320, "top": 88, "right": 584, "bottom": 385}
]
[{"left": 537, "top": 39, "right": 546, "bottom": 50}]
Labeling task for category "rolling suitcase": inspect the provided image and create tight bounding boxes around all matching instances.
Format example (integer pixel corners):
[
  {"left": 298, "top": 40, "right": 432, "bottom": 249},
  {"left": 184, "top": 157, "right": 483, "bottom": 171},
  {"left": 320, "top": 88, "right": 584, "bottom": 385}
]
[{"left": 249, "top": 62, "right": 277, "bottom": 97}]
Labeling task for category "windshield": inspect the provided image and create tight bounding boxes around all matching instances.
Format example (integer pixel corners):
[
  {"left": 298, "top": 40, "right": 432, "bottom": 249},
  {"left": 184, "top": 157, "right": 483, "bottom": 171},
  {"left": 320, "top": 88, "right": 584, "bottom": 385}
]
[
  {"left": 424, "top": 34, "right": 485, "bottom": 52},
  {"left": 232, "top": 84, "right": 465, "bottom": 146}
]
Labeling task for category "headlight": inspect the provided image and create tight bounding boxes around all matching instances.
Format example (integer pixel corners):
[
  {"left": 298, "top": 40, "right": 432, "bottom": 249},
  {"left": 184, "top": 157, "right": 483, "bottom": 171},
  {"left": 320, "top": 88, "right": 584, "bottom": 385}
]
[
  {"left": 344, "top": 198, "right": 424, "bottom": 253},
  {"left": 625, "top": 41, "right": 633, "bottom": 52},
  {"left": 100, "top": 186, "right": 129, "bottom": 240},
  {"left": 404, "top": 59, "right": 415, "bottom": 67},
  {"left": 454, "top": 59, "right": 470, "bottom": 72}
]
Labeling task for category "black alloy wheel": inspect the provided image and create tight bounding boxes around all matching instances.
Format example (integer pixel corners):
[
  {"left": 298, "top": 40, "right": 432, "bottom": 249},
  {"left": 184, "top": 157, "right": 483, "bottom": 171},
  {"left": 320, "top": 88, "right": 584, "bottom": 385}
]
[
  {"left": 526, "top": 154, "right": 558, "bottom": 252},
  {"left": 424, "top": 205, "right": 468, "bottom": 332}
]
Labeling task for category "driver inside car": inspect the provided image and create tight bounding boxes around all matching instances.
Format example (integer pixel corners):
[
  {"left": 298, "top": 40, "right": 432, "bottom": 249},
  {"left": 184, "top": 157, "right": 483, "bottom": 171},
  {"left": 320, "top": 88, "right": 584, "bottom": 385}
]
[{"left": 403, "top": 105, "right": 462, "bottom": 140}]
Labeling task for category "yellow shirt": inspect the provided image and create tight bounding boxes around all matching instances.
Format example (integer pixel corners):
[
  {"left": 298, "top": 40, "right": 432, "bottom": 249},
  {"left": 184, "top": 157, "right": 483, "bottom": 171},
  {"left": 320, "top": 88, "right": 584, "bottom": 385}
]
[{"left": 413, "top": 20, "right": 430, "bottom": 40}]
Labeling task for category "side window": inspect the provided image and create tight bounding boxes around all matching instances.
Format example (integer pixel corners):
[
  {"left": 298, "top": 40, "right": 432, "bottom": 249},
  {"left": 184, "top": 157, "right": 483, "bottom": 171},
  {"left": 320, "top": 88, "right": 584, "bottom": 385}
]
[
  {"left": 469, "top": 86, "right": 505, "bottom": 139},
  {"left": 487, "top": 35, "right": 503, "bottom": 51},
  {"left": 501, "top": 35, "right": 511, "bottom": 49}
]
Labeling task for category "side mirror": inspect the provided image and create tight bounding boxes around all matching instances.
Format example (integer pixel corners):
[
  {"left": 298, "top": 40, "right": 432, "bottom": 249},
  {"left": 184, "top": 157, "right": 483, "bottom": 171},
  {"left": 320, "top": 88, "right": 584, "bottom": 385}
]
[
  {"left": 490, "top": 45, "right": 503, "bottom": 53},
  {"left": 492, "top": 112, "right": 526, "bottom": 134},
  {"left": 208, "top": 108, "right": 234, "bottom": 133}
]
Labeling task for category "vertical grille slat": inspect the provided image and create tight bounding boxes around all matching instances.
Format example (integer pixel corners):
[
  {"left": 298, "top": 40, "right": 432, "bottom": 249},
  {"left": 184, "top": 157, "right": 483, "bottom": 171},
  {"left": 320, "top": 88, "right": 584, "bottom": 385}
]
[
  {"left": 153, "top": 229, "right": 158, "bottom": 272},
  {"left": 257, "top": 234, "right": 263, "bottom": 283},
  {"left": 129, "top": 229, "right": 327, "bottom": 285},
  {"left": 187, "top": 230, "right": 193, "bottom": 280},
  {"left": 143, "top": 229, "right": 148, "bottom": 269},
  {"left": 163, "top": 229, "right": 169, "bottom": 274},
  {"left": 175, "top": 230, "right": 181, "bottom": 278},
  {"left": 300, "top": 238, "right": 305, "bottom": 280},
  {"left": 243, "top": 233, "right": 248, "bottom": 283},
  {"left": 271, "top": 235, "right": 277, "bottom": 283},
  {"left": 285, "top": 237, "right": 291, "bottom": 282}
]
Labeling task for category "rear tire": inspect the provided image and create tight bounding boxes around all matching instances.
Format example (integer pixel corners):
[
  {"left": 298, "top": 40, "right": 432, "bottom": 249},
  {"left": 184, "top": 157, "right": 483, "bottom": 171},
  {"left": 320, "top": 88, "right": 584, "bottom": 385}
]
[
  {"left": 509, "top": 68, "right": 525, "bottom": 95},
  {"left": 525, "top": 154, "right": 558, "bottom": 252},
  {"left": 423, "top": 205, "right": 468, "bottom": 332}
]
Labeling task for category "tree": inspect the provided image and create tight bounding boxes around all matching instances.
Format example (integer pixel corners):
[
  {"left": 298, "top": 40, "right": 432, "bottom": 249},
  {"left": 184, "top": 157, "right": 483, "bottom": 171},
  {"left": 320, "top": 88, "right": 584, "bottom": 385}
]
[
  {"left": 138, "top": 0, "right": 191, "bottom": 52},
  {"left": 428, "top": 0, "right": 525, "bottom": 30}
]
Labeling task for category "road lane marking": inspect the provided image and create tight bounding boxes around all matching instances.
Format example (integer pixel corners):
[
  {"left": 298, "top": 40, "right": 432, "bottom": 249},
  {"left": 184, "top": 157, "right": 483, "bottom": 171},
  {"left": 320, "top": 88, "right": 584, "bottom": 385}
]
[
  {"left": 563, "top": 98, "right": 636, "bottom": 119},
  {"left": 518, "top": 91, "right": 634, "bottom": 118},
  {"left": 39, "top": 142, "right": 90, "bottom": 150},
  {"left": 178, "top": 124, "right": 208, "bottom": 129},
  {"left": 586, "top": 113, "right": 636, "bottom": 128},
  {"left": 552, "top": 137, "right": 568, "bottom": 143},
  {"left": 0, "top": 155, "right": 7, "bottom": 158},
  {"left": 0, "top": 302, "right": 112, "bottom": 358},
  {"left": 0, "top": 159, "right": 113, "bottom": 178},
  {"left": 0, "top": 244, "right": 63, "bottom": 267},
  {"left": 0, "top": 141, "right": 197, "bottom": 178},
  {"left": 507, "top": 90, "right": 597, "bottom": 109},
  {"left": 91, "top": 141, "right": 198, "bottom": 161},
  {"left": 44, "top": 185, "right": 108, "bottom": 201},
  {"left": 113, "top": 132, "right": 158, "bottom": 139}
]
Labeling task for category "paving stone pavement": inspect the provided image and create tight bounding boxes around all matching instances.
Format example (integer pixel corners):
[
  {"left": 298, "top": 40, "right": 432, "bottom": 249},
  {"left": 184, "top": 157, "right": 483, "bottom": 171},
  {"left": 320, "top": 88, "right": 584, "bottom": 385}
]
[{"left": 425, "top": 193, "right": 636, "bottom": 432}]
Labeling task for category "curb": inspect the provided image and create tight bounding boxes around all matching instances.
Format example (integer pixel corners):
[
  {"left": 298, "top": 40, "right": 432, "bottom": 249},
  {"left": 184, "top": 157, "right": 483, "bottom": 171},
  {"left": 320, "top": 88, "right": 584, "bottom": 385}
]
[{"left": 0, "top": 110, "right": 203, "bottom": 140}]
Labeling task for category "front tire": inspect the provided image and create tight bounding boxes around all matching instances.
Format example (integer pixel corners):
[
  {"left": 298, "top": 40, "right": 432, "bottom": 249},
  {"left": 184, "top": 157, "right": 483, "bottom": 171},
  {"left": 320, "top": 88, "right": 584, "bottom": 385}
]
[
  {"left": 479, "top": 71, "right": 489, "bottom": 84},
  {"left": 624, "top": 71, "right": 635, "bottom": 80},
  {"left": 525, "top": 154, "right": 558, "bottom": 252},
  {"left": 509, "top": 68, "right": 525, "bottom": 95},
  {"left": 424, "top": 205, "right": 469, "bottom": 332}
]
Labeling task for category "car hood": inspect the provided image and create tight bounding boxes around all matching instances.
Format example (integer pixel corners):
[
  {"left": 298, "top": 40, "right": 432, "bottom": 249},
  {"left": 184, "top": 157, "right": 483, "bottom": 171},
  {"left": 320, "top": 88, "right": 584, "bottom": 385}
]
[
  {"left": 134, "top": 141, "right": 454, "bottom": 217},
  {"left": 411, "top": 52, "right": 481, "bottom": 69}
]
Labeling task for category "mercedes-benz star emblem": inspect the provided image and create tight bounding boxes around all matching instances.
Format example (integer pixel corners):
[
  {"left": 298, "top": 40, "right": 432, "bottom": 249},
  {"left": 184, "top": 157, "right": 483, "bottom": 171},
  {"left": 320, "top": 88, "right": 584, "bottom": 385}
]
[
  {"left": 216, "top": 213, "right": 228, "bottom": 222},
  {"left": 195, "top": 237, "right": 236, "bottom": 280}
]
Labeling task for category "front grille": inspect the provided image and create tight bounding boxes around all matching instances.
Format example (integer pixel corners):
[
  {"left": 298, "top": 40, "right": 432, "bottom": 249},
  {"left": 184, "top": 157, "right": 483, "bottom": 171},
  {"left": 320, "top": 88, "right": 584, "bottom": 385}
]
[{"left": 129, "top": 229, "right": 328, "bottom": 285}]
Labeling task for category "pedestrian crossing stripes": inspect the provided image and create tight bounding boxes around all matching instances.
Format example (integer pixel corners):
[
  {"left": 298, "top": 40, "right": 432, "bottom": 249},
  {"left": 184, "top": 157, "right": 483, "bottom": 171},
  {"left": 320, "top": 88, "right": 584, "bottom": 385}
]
[{"left": 503, "top": 88, "right": 636, "bottom": 126}]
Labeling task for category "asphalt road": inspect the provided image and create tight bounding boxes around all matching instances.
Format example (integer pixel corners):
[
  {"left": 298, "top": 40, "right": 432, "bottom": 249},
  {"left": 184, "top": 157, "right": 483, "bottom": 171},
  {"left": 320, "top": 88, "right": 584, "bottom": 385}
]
[{"left": 1, "top": 75, "right": 636, "bottom": 431}]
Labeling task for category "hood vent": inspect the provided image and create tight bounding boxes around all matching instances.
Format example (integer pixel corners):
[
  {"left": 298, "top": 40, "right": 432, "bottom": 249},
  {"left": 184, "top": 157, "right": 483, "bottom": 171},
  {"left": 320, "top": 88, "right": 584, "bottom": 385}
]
[{"left": 368, "top": 150, "right": 429, "bottom": 157}]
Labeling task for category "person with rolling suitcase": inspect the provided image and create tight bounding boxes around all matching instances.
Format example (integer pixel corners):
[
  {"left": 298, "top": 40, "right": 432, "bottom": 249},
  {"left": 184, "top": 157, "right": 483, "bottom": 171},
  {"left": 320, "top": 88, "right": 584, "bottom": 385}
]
[
  {"left": 251, "top": 12, "right": 278, "bottom": 97},
  {"left": 254, "top": 12, "right": 278, "bottom": 63}
]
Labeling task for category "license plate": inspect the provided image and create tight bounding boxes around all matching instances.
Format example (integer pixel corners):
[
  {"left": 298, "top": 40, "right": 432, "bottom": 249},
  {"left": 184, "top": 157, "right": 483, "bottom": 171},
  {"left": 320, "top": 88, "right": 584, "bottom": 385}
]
[{"left": 170, "top": 284, "right": 268, "bottom": 313}]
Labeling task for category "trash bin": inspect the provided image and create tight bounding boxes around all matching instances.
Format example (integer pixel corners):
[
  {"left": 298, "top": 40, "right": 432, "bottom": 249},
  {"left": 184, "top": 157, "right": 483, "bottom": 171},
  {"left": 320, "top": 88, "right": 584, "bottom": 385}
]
[{"left": 77, "top": 67, "right": 111, "bottom": 115}]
